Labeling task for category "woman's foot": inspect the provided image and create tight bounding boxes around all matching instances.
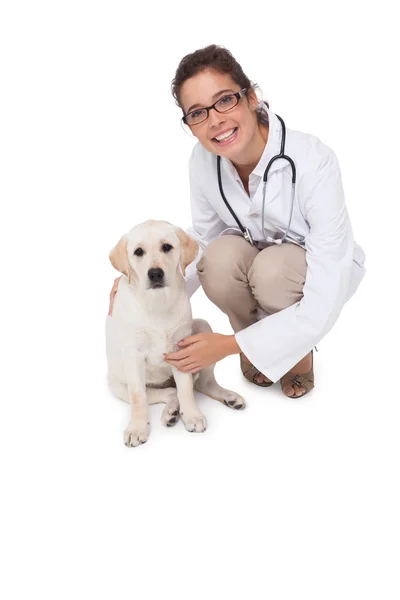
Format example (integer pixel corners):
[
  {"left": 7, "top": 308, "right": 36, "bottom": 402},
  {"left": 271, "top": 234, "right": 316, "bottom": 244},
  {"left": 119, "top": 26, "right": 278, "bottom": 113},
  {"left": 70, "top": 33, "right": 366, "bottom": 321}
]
[
  {"left": 280, "top": 351, "right": 314, "bottom": 397},
  {"left": 240, "top": 353, "right": 273, "bottom": 386}
]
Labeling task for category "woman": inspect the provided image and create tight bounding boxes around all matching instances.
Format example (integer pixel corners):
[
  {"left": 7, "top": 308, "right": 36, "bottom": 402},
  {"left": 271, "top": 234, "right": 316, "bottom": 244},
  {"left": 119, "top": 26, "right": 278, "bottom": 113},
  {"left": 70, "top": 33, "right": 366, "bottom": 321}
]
[{"left": 109, "top": 45, "right": 366, "bottom": 398}]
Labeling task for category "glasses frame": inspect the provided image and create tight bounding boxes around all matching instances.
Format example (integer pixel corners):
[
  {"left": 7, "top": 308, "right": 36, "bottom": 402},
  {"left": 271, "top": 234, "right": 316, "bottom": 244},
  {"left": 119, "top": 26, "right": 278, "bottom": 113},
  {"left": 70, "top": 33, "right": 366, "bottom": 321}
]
[{"left": 182, "top": 88, "right": 248, "bottom": 126}]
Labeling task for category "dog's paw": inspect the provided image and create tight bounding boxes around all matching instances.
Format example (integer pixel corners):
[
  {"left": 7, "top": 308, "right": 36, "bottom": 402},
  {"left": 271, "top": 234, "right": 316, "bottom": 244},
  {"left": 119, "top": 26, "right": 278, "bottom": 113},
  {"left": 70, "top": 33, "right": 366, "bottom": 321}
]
[
  {"left": 180, "top": 411, "right": 207, "bottom": 433},
  {"left": 161, "top": 403, "right": 180, "bottom": 427},
  {"left": 123, "top": 421, "right": 150, "bottom": 447},
  {"left": 221, "top": 390, "right": 246, "bottom": 410},
  {"left": 194, "top": 380, "right": 246, "bottom": 410}
]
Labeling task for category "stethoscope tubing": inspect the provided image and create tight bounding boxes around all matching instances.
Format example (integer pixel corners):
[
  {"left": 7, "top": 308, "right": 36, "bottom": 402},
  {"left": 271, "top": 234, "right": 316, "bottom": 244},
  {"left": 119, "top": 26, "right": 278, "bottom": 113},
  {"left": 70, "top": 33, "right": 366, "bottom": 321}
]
[{"left": 217, "top": 115, "right": 296, "bottom": 247}]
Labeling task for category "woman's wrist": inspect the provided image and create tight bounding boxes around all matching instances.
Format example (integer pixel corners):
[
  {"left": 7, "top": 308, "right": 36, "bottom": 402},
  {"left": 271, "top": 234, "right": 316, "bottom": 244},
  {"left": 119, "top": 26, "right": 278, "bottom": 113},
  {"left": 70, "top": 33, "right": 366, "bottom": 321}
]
[{"left": 223, "top": 334, "right": 241, "bottom": 357}]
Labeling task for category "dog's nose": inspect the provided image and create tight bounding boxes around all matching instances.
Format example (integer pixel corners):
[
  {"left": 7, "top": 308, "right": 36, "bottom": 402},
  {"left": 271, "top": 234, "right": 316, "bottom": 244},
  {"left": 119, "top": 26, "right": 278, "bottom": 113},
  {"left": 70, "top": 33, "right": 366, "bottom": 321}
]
[{"left": 148, "top": 268, "right": 164, "bottom": 283}]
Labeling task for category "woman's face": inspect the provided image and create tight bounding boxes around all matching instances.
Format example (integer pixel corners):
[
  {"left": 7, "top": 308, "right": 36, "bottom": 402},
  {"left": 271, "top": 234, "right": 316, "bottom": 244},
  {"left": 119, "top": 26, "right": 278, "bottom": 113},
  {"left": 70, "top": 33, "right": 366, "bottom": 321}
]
[{"left": 179, "top": 70, "right": 261, "bottom": 162}]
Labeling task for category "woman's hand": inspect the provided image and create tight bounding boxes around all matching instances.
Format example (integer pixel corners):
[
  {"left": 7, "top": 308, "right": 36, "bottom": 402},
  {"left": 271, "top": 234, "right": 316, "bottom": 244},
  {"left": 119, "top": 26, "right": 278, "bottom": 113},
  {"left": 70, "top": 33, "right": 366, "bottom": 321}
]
[
  {"left": 164, "top": 333, "right": 240, "bottom": 373},
  {"left": 108, "top": 276, "right": 122, "bottom": 316}
]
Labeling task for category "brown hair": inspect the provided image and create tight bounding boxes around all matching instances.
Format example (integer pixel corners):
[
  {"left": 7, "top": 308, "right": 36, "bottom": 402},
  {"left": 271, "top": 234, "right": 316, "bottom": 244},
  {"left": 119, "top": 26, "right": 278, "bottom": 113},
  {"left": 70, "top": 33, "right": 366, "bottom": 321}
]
[{"left": 171, "top": 44, "right": 269, "bottom": 126}]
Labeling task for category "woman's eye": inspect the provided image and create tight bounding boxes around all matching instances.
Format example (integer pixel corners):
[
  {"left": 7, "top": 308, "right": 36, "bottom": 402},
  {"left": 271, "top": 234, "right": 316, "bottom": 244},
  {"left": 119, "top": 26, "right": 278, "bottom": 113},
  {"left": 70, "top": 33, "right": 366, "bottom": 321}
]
[
  {"left": 134, "top": 248, "right": 144, "bottom": 256},
  {"left": 188, "top": 109, "right": 207, "bottom": 122},
  {"left": 162, "top": 244, "right": 173, "bottom": 252},
  {"left": 220, "top": 94, "right": 233, "bottom": 104}
]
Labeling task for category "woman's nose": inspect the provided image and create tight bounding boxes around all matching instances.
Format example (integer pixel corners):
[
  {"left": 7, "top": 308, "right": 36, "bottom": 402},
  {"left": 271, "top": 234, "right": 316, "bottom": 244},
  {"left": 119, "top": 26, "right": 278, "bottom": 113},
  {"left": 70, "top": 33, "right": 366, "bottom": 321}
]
[{"left": 208, "top": 108, "right": 225, "bottom": 129}]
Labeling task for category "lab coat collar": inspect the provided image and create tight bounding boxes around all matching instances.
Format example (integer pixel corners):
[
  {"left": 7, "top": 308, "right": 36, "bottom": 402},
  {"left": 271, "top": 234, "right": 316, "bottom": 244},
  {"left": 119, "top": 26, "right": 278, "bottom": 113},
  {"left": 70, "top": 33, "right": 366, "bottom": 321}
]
[{"left": 221, "top": 104, "right": 284, "bottom": 179}]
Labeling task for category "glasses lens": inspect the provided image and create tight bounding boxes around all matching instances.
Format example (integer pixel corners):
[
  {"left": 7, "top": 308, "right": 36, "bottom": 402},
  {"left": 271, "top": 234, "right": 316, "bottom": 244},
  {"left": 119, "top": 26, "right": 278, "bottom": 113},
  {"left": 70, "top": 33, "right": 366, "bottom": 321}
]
[
  {"left": 185, "top": 109, "right": 207, "bottom": 126},
  {"left": 216, "top": 94, "right": 237, "bottom": 113}
]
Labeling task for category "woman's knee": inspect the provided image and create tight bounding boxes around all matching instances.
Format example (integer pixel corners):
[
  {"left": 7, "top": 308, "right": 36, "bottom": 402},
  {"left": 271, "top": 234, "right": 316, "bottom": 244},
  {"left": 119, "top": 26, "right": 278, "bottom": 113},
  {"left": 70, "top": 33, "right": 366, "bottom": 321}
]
[
  {"left": 197, "top": 235, "right": 256, "bottom": 279},
  {"left": 248, "top": 245, "right": 307, "bottom": 313},
  {"left": 197, "top": 235, "right": 258, "bottom": 301}
]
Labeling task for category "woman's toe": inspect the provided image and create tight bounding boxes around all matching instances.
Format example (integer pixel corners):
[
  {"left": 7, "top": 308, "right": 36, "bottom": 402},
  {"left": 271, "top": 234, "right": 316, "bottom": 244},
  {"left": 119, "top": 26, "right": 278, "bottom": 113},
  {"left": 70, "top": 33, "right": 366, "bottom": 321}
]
[
  {"left": 293, "top": 384, "right": 306, "bottom": 397},
  {"left": 283, "top": 384, "right": 295, "bottom": 396}
]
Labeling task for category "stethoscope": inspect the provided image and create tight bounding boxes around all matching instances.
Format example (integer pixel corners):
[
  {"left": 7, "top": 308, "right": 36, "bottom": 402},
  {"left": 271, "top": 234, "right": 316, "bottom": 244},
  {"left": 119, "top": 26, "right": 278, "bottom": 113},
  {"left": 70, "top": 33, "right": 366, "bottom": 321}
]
[{"left": 217, "top": 115, "right": 297, "bottom": 247}]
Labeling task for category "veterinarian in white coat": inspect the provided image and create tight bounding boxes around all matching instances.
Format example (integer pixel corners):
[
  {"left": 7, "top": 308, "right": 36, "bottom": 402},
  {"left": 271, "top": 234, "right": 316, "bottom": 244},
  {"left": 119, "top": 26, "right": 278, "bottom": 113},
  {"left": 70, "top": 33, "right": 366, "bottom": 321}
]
[
  {"left": 110, "top": 45, "right": 366, "bottom": 398},
  {"left": 182, "top": 102, "right": 366, "bottom": 384},
  {"left": 165, "top": 45, "right": 365, "bottom": 397}
]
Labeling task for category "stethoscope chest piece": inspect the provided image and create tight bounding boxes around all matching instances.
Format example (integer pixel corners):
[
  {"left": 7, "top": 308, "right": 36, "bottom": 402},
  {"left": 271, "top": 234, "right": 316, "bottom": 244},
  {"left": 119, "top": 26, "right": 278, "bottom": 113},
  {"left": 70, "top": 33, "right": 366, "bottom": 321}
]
[{"left": 243, "top": 228, "right": 255, "bottom": 246}]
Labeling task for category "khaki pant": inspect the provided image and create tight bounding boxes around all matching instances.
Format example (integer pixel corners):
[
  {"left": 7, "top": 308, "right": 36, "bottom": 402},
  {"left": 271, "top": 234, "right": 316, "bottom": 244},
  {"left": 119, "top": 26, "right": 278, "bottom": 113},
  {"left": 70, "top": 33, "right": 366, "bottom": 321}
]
[{"left": 196, "top": 235, "right": 307, "bottom": 333}]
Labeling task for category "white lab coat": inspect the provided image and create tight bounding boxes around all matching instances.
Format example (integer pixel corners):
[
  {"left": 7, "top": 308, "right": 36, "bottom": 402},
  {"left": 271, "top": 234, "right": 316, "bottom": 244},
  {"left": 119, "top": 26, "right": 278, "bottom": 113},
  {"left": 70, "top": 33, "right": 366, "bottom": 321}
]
[{"left": 184, "top": 105, "right": 366, "bottom": 382}]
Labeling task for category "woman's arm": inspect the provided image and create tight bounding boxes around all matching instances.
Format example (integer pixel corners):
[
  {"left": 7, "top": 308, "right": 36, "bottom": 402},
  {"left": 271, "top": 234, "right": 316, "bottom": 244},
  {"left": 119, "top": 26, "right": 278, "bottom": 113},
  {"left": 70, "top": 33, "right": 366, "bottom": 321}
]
[
  {"left": 183, "top": 146, "right": 228, "bottom": 298},
  {"left": 108, "top": 276, "right": 122, "bottom": 316},
  {"left": 235, "top": 145, "right": 355, "bottom": 382}
]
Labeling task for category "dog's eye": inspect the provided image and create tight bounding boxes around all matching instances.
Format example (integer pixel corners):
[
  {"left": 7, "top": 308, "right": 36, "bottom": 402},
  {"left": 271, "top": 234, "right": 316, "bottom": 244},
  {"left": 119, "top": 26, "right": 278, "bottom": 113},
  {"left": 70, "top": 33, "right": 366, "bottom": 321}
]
[
  {"left": 162, "top": 244, "right": 173, "bottom": 253},
  {"left": 134, "top": 248, "right": 144, "bottom": 256}
]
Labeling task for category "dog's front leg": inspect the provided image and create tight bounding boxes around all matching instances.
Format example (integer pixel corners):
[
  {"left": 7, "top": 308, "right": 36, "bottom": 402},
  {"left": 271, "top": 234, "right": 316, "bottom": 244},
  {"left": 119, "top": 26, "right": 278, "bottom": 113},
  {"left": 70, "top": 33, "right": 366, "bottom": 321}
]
[
  {"left": 122, "top": 347, "right": 150, "bottom": 447},
  {"left": 171, "top": 368, "right": 207, "bottom": 433}
]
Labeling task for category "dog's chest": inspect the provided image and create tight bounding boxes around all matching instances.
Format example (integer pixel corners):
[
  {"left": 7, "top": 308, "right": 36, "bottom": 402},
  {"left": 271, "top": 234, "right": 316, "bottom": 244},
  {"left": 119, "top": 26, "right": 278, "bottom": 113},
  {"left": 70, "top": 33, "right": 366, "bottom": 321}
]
[{"left": 140, "top": 322, "right": 192, "bottom": 385}]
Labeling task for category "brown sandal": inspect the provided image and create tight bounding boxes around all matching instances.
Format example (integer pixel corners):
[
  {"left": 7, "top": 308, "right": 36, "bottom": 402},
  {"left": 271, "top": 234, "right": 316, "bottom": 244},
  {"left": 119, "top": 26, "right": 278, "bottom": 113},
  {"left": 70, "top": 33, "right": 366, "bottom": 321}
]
[
  {"left": 280, "top": 350, "right": 315, "bottom": 397},
  {"left": 240, "top": 355, "right": 273, "bottom": 388}
]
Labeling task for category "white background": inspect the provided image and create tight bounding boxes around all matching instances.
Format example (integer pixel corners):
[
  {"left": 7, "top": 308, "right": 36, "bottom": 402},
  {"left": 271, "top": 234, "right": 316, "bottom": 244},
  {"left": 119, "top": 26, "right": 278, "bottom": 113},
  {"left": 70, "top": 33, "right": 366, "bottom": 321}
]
[{"left": 1, "top": 1, "right": 399, "bottom": 598}]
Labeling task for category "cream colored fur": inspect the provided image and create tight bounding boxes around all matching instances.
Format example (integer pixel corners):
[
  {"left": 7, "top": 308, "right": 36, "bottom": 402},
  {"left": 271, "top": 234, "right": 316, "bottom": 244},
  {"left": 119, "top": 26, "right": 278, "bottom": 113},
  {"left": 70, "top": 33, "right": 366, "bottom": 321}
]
[{"left": 106, "top": 219, "right": 245, "bottom": 447}]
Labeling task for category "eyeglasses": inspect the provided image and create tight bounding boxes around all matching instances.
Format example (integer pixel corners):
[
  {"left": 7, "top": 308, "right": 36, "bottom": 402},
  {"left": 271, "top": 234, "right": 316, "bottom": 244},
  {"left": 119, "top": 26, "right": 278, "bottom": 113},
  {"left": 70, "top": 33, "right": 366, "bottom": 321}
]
[{"left": 182, "top": 88, "right": 248, "bottom": 126}]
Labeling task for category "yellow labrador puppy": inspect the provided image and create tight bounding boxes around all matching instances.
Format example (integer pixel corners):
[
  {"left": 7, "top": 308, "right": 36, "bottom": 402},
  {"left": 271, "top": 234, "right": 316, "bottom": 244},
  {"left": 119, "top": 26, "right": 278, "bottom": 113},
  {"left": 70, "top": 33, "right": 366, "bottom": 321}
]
[{"left": 106, "top": 219, "right": 246, "bottom": 447}]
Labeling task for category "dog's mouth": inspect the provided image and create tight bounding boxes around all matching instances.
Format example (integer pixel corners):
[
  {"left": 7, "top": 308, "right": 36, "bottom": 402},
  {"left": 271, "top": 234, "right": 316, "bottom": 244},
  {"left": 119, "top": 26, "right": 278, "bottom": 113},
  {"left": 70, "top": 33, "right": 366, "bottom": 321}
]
[{"left": 148, "top": 282, "right": 166, "bottom": 290}]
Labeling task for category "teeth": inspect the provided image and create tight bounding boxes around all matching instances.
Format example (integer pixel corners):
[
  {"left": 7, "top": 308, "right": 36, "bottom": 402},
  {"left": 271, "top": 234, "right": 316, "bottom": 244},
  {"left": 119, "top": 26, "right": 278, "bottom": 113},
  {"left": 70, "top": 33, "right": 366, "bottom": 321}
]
[{"left": 215, "top": 128, "right": 236, "bottom": 142}]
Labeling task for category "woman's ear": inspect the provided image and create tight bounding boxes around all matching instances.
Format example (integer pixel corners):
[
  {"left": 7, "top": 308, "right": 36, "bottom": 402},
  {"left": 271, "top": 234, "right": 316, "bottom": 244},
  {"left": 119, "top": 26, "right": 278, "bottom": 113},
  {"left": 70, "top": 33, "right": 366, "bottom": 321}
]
[
  {"left": 109, "top": 237, "right": 130, "bottom": 280},
  {"left": 175, "top": 228, "right": 199, "bottom": 276},
  {"left": 247, "top": 87, "right": 259, "bottom": 110}
]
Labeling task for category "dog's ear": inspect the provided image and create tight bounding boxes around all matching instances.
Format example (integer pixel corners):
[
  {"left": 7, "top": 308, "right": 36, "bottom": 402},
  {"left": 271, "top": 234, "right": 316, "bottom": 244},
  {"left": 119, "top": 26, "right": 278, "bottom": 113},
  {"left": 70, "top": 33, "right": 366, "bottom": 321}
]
[
  {"left": 175, "top": 228, "right": 199, "bottom": 276},
  {"left": 109, "top": 237, "right": 131, "bottom": 281}
]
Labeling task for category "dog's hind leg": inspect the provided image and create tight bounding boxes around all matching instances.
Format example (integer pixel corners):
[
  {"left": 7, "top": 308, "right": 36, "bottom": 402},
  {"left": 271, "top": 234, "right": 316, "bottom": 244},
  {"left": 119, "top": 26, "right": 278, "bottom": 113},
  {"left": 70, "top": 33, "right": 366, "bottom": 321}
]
[
  {"left": 147, "top": 387, "right": 180, "bottom": 427},
  {"left": 192, "top": 319, "right": 246, "bottom": 410},
  {"left": 108, "top": 377, "right": 179, "bottom": 426},
  {"left": 161, "top": 389, "right": 180, "bottom": 427}
]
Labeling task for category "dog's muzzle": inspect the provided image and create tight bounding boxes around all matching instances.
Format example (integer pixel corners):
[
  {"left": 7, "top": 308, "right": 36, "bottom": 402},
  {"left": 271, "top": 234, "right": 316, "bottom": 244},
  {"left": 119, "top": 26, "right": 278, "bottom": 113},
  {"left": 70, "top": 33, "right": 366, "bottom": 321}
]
[{"left": 147, "top": 268, "right": 165, "bottom": 288}]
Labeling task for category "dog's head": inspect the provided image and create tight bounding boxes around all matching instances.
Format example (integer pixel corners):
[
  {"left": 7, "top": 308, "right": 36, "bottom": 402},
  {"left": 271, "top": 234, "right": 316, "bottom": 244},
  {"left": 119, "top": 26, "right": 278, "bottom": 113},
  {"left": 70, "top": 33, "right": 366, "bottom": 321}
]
[{"left": 109, "top": 220, "right": 199, "bottom": 291}]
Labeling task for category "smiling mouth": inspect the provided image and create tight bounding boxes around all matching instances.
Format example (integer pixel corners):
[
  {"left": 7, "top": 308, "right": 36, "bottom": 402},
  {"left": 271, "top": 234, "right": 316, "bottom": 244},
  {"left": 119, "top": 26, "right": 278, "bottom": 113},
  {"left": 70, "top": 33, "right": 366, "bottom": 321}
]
[{"left": 212, "top": 127, "right": 238, "bottom": 143}]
